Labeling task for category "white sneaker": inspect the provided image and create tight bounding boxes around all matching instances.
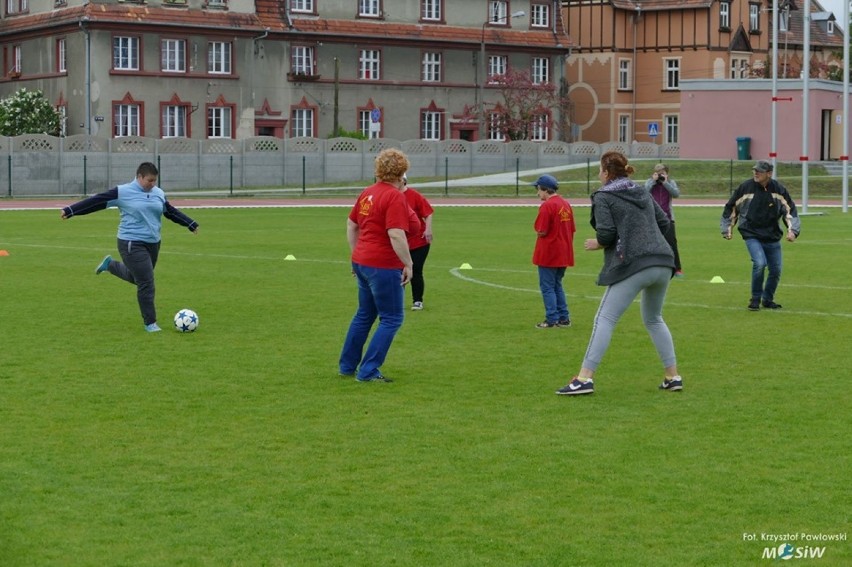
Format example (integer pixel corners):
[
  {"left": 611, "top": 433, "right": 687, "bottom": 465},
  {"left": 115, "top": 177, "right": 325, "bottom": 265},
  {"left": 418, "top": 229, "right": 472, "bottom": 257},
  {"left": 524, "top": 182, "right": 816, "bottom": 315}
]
[{"left": 412, "top": 301, "right": 423, "bottom": 311}]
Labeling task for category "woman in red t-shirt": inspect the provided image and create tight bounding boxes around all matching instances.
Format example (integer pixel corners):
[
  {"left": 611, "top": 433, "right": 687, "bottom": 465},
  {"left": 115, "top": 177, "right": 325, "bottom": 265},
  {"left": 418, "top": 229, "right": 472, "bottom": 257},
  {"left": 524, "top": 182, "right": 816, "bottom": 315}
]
[
  {"left": 401, "top": 175, "right": 434, "bottom": 311},
  {"left": 339, "top": 149, "right": 420, "bottom": 383}
]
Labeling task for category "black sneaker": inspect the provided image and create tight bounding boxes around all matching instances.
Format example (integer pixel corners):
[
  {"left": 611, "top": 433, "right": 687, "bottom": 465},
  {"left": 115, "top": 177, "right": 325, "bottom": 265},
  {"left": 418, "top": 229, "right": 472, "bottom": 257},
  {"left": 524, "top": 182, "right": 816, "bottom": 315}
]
[
  {"left": 659, "top": 376, "right": 683, "bottom": 391},
  {"left": 762, "top": 300, "right": 782, "bottom": 309},
  {"left": 557, "top": 319, "right": 572, "bottom": 327},
  {"left": 536, "top": 321, "right": 559, "bottom": 329},
  {"left": 748, "top": 299, "right": 760, "bottom": 311},
  {"left": 356, "top": 374, "right": 393, "bottom": 383},
  {"left": 555, "top": 377, "right": 594, "bottom": 395}
]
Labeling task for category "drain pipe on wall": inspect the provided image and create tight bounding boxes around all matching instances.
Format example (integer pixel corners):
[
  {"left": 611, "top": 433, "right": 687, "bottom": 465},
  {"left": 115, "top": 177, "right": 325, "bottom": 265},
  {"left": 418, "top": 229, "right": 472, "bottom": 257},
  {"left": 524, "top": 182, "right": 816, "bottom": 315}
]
[{"left": 79, "top": 16, "right": 91, "bottom": 136}]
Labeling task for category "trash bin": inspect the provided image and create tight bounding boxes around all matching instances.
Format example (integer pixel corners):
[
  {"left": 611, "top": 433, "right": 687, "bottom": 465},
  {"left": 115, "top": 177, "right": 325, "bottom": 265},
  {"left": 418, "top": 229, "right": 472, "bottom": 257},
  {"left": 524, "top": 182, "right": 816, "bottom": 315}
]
[{"left": 736, "top": 136, "right": 751, "bottom": 160}]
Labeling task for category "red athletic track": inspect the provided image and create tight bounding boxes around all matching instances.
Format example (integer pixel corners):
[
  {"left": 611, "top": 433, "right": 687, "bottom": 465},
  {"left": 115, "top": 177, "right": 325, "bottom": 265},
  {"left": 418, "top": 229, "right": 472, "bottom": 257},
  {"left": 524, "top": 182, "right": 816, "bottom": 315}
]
[{"left": 0, "top": 197, "right": 844, "bottom": 210}]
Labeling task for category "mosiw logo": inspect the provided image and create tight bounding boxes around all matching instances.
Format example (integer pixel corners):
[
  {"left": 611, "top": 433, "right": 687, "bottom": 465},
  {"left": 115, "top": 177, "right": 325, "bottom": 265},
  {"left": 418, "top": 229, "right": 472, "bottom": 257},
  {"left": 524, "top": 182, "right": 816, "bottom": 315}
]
[{"left": 762, "top": 543, "right": 827, "bottom": 560}]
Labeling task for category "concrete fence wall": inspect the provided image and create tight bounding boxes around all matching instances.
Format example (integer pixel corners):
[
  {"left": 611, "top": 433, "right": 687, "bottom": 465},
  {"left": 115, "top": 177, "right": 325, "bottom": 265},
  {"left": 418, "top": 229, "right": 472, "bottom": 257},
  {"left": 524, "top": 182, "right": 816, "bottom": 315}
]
[{"left": 0, "top": 135, "right": 681, "bottom": 197}]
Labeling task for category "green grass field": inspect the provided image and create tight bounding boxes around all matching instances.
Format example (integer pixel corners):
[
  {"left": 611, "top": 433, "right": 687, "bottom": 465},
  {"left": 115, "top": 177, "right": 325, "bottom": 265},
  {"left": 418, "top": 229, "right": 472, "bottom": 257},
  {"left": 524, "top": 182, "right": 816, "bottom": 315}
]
[{"left": 1, "top": 205, "right": 849, "bottom": 566}]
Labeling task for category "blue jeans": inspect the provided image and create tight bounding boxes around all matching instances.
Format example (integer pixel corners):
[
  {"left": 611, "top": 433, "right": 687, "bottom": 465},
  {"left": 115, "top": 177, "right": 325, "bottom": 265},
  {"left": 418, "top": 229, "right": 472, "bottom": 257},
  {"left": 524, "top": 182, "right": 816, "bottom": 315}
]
[
  {"left": 538, "top": 266, "right": 569, "bottom": 323},
  {"left": 744, "top": 239, "right": 782, "bottom": 302},
  {"left": 339, "top": 263, "right": 405, "bottom": 380}
]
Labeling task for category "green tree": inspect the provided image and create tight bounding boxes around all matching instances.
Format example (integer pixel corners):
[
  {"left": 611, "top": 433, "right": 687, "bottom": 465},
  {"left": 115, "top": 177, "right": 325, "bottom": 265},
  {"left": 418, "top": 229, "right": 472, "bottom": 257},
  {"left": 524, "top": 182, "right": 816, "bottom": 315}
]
[{"left": 0, "top": 88, "right": 61, "bottom": 136}]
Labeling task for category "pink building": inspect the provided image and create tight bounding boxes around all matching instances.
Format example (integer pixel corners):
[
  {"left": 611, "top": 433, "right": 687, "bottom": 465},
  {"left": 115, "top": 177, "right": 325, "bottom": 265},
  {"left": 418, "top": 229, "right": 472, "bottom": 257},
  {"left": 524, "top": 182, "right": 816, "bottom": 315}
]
[{"left": 679, "top": 79, "right": 850, "bottom": 161}]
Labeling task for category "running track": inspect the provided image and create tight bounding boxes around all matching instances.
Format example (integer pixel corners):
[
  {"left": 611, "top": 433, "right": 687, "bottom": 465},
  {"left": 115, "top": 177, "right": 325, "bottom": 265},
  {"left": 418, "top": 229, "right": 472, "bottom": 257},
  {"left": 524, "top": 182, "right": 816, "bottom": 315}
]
[{"left": 0, "top": 197, "right": 845, "bottom": 210}]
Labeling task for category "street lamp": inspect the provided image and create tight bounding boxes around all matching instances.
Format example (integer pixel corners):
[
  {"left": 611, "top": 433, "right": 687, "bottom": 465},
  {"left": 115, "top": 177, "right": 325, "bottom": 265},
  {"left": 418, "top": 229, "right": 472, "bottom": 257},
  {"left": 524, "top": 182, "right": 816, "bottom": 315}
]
[{"left": 479, "top": 10, "right": 525, "bottom": 140}]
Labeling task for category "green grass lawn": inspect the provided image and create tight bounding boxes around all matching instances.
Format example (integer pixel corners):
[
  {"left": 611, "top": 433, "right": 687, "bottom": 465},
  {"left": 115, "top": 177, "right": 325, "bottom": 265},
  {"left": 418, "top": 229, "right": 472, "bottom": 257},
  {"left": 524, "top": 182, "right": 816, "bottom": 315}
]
[{"left": 1, "top": 206, "right": 849, "bottom": 566}]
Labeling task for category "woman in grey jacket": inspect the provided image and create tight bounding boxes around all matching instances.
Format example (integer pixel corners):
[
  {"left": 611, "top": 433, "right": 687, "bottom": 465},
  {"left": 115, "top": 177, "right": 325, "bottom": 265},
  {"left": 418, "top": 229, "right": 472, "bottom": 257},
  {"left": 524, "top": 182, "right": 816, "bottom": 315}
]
[{"left": 556, "top": 151, "right": 682, "bottom": 396}]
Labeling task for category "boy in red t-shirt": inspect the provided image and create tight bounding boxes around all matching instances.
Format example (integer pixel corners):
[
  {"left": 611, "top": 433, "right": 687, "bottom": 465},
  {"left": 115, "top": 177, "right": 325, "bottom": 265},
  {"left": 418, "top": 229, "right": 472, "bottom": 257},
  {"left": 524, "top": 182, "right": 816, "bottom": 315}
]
[{"left": 532, "top": 174, "right": 576, "bottom": 328}]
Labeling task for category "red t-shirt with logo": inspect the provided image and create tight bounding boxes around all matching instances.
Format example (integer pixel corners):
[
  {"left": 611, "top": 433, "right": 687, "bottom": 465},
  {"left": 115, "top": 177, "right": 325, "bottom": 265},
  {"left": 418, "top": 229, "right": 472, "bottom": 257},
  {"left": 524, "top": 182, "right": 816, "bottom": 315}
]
[
  {"left": 403, "top": 187, "right": 434, "bottom": 250},
  {"left": 533, "top": 195, "right": 576, "bottom": 268},
  {"left": 349, "top": 181, "right": 419, "bottom": 269}
]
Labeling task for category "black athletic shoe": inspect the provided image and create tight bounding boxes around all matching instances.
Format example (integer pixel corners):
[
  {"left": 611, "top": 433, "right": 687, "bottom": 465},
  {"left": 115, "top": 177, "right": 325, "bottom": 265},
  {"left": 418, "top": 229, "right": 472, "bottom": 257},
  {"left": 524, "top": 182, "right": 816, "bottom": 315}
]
[
  {"left": 748, "top": 299, "right": 760, "bottom": 311},
  {"left": 762, "top": 300, "right": 783, "bottom": 309},
  {"left": 659, "top": 376, "right": 683, "bottom": 391}
]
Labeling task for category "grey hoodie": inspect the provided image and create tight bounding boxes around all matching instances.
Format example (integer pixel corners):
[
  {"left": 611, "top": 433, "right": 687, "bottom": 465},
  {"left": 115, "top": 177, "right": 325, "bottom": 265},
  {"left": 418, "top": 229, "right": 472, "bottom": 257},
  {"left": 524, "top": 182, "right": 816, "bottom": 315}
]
[{"left": 590, "top": 178, "right": 676, "bottom": 286}]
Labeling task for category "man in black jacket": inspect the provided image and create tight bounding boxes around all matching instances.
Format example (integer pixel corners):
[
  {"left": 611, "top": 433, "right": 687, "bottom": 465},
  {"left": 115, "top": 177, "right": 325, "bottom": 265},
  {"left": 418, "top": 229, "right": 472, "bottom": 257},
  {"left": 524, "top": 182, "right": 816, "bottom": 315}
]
[{"left": 721, "top": 160, "right": 800, "bottom": 311}]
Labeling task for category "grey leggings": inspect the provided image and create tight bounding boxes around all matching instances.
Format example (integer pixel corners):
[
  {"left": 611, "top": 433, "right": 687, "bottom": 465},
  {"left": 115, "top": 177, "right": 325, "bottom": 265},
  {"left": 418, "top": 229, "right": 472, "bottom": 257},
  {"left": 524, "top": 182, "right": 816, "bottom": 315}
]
[
  {"left": 582, "top": 266, "right": 676, "bottom": 371},
  {"left": 109, "top": 238, "right": 161, "bottom": 326}
]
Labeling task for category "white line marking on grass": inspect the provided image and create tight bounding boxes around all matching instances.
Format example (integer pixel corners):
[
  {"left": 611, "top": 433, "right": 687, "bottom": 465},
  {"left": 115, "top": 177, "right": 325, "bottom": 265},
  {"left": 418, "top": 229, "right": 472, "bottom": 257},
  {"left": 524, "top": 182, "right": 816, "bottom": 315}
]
[{"left": 449, "top": 269, "right": 852, "bottom": 318}]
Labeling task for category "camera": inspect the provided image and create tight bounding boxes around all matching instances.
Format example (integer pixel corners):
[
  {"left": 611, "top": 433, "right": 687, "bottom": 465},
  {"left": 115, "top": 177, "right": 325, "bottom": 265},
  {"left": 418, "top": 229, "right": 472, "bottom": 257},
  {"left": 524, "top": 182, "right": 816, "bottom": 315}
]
[{"left": 658, "top": 174, "right": 666, "bottom": 182}]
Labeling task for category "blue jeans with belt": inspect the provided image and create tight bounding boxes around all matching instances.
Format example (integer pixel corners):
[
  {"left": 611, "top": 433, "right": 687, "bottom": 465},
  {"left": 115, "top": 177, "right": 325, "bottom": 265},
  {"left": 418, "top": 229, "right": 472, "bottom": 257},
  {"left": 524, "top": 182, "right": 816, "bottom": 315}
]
[
  {"left": 744, "top": 239, "right": 782, "bottom": 302},
  {"left": 339, "top": 263, "right": 404, "bottom": 380}
]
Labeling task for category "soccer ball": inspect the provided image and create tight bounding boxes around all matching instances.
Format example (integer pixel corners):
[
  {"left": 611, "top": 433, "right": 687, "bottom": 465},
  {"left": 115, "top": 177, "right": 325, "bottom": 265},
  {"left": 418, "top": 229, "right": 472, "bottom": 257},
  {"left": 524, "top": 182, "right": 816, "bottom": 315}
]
[{"left": 174, "top": 308, "right": 199, "bottom": 332}]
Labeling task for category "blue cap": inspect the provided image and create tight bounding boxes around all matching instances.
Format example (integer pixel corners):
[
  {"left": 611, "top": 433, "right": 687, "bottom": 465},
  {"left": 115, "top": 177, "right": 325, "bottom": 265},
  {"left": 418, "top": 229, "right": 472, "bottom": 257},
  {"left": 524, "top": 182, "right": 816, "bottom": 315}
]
[{"left": 531, "top": 174, "right": 559, "bottom": 191}]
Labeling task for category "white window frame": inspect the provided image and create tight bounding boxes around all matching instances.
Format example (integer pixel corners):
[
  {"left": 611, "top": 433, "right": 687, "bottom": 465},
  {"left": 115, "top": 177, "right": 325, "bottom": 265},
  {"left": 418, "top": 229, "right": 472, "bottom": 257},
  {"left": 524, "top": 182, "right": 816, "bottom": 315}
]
[
  {"left": 530, "top": 114, "right": 548, "bottom": 141},
  {"left": 720, "top": 2, "right": 730, "bottom": 29},
  {"left": 421, "top": 110, "right": 441, "bottom": 140},
  {"left": 57, "top": 38, "right": 66, "bottom": 73},
  {"left": 422, "top": 52, "right": 441, "bottom": 82},
  {"left": 113, "top": 36, "right": 139, "bottom": 71},
  {"left": 749, "top": 4, "right": 760, "bottom": 32},
  {"left": 730, "top": 56, "right": 749, "bottom": 79},
  {"left": 828, "top": 20, "right": 835, "bottom": 34},
  {"left": 530, "top": 4, "right": 550, "bottom": 28},
  {"left": 531, "top": 3, "right": 550, "bottom": 28},
  {"left": 488, "top": 1, "right": 508, "bottom": 24},
  {"left": 359, "top": 0, "right": 379, "bottom": 17},
  {"left": 532, "top": 57, "right": 549, "bottom": 85},
  {"left": 161, "top": 39, "right": 186, "bottom": 73},
  {"left": 779, "top": 10, "right": 789, "bottom": 32},
  {"left": 421, "top": 0, "right": 441, "bottom": 21},
  {"left": 291, "top": 108, "right": 314, "bottom": 138},
  {"left": 359, "top": 49, "right": 380, "bottom": 80},
  {"left": 291, "top": 46, "right": 315, "bottom": 75},
  {"left": 114, "top": 104, "right": 140, "bottom": 137},
  {"left": 618, "top": 59, "right": 631, "bottom": 90},
  {"left": 290, "top": 0, "right": 314, "bottom": 12},
  {"left": 487, "top": 55, "right": 507, "bottom": 83},
  {"left": 617, "top": 114, "right": 630, "bottom": 143},
  {"left": 208, "top": 41, "right": 232, "bottom": 75},
  {"left": 664, "top": 58, "right": 680, "bottom": 90},
  {"left": 162, "top": 105, "right": 187, "bottom": 138},
  {"left": 57, "top": 105, "right": 67, "bottom": 137},
  {"left": 13, "top": 45, "right": 21, "bottom": 73},
  {"left": 488, "top": 112, "right": 505, "bottom": 141},
  {"left": 208, "top": 106, "right": 232, "bottom": 138},
  {"left": 6, "top": 0, "right": 27, "bottom": 15},
  {"left": 664, "top": 114, "right": 679, "bottom": 144},
  {"left": 358, "top": 110, "right": 371, "bottom": 137}
]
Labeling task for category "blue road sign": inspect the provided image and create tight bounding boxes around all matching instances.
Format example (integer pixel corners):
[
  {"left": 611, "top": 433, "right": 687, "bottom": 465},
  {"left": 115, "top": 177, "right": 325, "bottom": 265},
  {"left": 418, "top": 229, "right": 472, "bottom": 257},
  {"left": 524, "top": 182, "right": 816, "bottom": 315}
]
[
  {"left": 648, "top": 123, "right": 659, "bottom": 137},
  {"left": 370, "top": 108, "right": 381, "bottom": 123}
]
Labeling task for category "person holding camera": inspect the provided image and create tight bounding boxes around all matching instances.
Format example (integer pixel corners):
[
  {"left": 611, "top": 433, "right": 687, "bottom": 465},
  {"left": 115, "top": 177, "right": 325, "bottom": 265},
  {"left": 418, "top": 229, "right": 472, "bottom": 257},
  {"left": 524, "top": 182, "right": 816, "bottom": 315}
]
[{"left": 644, "top": 163, "right": 683, "bottom": 276}]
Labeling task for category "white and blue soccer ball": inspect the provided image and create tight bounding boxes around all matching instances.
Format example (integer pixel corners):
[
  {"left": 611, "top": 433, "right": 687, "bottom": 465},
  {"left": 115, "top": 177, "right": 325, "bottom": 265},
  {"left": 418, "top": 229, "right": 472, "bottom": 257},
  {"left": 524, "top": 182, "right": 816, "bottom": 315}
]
[{"left": 174, "top": 308, "right": 199, "bottom": 332}]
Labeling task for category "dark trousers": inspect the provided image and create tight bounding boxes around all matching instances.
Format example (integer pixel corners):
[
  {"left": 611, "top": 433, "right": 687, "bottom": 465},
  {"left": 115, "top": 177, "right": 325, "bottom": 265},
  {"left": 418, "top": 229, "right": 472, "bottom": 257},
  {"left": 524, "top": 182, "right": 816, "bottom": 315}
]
[
  {"left": 410, "top": 244, "right": 430, "bottom": 303},
  {"left": 664, "top": 221, "right": 682, "bottom": 271},
  {"left": 109, "top": 238, "right": 161, "bottom": 325}
]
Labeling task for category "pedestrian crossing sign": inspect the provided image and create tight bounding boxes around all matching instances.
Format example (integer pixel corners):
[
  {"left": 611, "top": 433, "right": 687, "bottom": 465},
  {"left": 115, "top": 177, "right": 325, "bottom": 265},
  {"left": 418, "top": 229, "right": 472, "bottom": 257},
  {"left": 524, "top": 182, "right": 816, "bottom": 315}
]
[{"left": 648, "top": 123, "right": 659, "bottom": 137}]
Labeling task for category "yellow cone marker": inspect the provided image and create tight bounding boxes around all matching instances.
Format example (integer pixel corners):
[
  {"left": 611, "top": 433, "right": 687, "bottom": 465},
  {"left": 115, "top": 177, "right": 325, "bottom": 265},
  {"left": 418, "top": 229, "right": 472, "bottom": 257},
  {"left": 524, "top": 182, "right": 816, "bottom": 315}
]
[
  {"left": 459, "top": 263, "right": 473, "bottom": 270},
  {"left": 284, "top": 254, "right": 296, "bottom": 260},
  {"left": 710, "top": 276, "right": 725, "bottom": 283}
]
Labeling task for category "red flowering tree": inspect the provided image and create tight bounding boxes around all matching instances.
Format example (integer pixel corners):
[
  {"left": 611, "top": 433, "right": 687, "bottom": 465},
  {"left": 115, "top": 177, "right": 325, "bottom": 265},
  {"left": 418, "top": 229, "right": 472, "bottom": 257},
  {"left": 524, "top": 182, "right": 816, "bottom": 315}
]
[{"left": 486, "top": 69, "right": 573, "bottom": 142}]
